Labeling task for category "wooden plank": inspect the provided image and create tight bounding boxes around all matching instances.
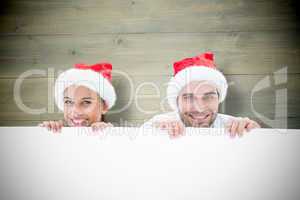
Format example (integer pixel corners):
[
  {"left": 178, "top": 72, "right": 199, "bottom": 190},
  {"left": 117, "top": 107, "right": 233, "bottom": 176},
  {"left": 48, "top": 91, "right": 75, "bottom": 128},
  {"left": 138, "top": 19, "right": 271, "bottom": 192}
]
[
  {"left": 0, "top": 119, "right": 146, "bottom": 127},
  {"left": 0, "top": 118, "right": 299, "bottom": 129},
  {"left": 0, "top": 31, "right": 299, "bottom": 77},
  {"left": 0, "top": 74, "right": 299, "bottom": 128},
  {"left": 0, "top": 0, "right": 298, "bottom": 34},
  {"left": 1, "top": 73, "right": 299, "bottom": 103}
]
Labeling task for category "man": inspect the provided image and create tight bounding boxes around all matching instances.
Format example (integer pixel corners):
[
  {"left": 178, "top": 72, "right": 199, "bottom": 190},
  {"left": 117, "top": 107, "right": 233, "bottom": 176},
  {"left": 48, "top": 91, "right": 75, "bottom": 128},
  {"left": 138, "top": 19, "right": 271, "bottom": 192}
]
[{"left": 142, "top": 52, "right": 260, "bottom": 138}]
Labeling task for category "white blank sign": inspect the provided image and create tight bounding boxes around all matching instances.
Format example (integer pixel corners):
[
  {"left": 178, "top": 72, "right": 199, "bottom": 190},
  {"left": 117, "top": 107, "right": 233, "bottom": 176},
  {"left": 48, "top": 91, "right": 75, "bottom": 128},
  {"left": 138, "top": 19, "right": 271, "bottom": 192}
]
[{"left": 0, "top": 127, "right": 300, "bottom": 200}]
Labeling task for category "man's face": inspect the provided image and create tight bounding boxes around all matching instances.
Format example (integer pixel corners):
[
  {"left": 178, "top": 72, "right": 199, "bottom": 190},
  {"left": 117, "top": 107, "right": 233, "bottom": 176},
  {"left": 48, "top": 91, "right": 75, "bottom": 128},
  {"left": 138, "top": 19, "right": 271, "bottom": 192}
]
[
  {"left": 63, "top": 85, "right": 108, "bottom": 127},
  {"left": 177, "top": 81, "right": 219, "bottom": 127}
]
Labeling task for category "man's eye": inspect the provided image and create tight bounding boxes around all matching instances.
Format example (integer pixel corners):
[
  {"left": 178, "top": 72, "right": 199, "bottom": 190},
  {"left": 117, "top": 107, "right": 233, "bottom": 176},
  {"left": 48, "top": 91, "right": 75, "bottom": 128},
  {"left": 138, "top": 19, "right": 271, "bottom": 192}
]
[
  {"left": 202, "top": 95, "right": 211, "bottom": 100},
  {"left": 183, "top": 95, "right": 194, "bottom": 101},
  {"left": 83, "top": 101, "right": 92, "bottom": 105},
  {"left": 203, "top": 94, "right": 217, "bottom": 100}
]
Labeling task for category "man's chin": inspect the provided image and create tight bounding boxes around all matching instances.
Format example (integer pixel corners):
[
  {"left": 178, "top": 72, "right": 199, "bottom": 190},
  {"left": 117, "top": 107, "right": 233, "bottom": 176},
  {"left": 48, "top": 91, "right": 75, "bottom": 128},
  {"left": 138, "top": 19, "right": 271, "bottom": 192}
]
[
  {"left": 190, "top": 122, "right": 210, "bottom": 128},
  {"left": 182, "top": 117, "right": 215, "bottom": 128}
]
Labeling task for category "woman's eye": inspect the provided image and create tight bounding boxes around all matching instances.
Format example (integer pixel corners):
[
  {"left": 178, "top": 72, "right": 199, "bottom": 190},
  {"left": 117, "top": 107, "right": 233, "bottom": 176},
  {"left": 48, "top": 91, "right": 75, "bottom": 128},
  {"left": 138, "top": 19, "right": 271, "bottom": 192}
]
[{"left": 64, "top": 100, "right": 73, "bottom": 105}]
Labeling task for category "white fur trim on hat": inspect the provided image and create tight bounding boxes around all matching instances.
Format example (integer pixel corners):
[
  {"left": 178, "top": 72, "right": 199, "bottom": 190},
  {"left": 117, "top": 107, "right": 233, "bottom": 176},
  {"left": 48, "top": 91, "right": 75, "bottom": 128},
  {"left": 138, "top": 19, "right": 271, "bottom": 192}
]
[
  {"left": 54, "top": 68, "right": 116, "bottom": 111},
  {"left": 167, "top": 66, "right": 228, "bottom": 111}
]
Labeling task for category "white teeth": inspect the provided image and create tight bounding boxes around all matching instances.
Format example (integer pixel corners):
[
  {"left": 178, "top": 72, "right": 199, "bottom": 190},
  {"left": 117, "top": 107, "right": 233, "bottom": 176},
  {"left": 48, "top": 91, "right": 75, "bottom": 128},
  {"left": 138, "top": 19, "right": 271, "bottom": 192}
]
[
  {"left": 72, "top": 119, "right": 85, "bottom": 124},
  {"left": 191, "top": 114, "right": 208, "bottom": 120},
  {"left": 193, "top": 116, "right": 205, "bottom": 119}
]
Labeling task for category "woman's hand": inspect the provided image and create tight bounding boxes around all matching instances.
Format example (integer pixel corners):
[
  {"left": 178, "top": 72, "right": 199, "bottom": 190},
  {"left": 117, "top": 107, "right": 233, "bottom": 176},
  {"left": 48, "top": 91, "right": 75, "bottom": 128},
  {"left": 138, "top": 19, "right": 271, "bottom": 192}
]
[
  {"left": 91, "top": 122, "right": 113, "bottom": 132},
  {"left": 38, "top": 120, "right": 64, "bottom": 133}
]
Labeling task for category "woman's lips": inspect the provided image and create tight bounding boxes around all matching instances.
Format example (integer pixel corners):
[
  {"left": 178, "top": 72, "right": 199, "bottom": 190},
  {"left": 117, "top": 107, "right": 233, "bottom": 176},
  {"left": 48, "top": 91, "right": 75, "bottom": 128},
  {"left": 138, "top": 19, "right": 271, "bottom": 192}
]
[{"left": 71, "top": 119, "right": 87, "bottom": 126}]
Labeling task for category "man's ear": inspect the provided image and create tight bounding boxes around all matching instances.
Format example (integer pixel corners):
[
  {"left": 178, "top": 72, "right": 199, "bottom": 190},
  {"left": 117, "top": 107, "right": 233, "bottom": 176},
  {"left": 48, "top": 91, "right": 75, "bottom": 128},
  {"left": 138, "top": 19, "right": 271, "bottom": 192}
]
[{"left": 216, "top": 90, "right": 220, "bottom": 99}]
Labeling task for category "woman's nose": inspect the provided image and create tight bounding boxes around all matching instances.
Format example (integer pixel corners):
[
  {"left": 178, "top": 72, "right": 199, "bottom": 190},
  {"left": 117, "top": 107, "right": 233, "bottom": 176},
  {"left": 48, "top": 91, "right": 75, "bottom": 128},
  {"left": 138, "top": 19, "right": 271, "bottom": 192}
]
[{"left": 71, "top": 104, "right": 84, "bottom": 116}]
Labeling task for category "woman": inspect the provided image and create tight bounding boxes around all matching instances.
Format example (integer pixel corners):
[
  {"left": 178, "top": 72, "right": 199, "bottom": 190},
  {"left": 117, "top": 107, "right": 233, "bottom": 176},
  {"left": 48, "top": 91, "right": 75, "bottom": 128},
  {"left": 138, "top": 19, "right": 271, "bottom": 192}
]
[{"left": 39, "top": 62, "right": 116, "bottom": 133}]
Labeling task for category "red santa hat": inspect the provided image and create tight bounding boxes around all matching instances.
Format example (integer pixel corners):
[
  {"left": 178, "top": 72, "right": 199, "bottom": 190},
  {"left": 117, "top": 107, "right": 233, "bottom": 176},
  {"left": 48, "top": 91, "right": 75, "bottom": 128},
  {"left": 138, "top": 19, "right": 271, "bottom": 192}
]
[
  {"left": 54, "top": 62, "right": 116, "bottom": 111},
  {"left": 167, "top": 52, "right": 228, "bottom": 111}
]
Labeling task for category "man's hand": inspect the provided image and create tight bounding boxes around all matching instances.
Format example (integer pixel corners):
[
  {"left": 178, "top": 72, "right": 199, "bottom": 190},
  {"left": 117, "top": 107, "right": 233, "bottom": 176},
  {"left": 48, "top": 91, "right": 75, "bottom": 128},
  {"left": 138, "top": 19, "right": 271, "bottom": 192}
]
[
  {"left": 226, "top": 117, "right": 260, "bottom": 138},
  {"left": 155, "top": 120, "right": 185, "bottom": 139},
  {"left": 39, "top": 120, "right": 64, "bottom": 133}
]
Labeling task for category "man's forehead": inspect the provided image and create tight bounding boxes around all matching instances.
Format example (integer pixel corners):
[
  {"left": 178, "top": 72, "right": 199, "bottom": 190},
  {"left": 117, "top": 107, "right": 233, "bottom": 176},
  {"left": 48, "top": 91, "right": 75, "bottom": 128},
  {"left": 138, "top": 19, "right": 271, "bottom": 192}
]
[{"left": 179, "top": 81, "right": 217, "bottom": 94}]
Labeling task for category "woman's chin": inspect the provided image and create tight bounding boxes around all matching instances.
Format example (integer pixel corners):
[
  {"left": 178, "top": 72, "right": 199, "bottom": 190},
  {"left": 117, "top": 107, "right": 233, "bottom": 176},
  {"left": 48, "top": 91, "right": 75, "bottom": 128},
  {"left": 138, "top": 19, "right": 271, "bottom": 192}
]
[{"left": 67, "top": 120, "right": 89, "bottom": 127}]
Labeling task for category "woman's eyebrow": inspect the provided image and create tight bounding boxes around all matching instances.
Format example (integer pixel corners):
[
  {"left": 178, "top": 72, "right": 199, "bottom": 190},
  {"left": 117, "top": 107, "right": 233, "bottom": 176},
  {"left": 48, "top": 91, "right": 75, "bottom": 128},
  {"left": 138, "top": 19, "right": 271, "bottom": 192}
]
[{"left": 81, "top": 97, "right": 94, "bottom": 100}]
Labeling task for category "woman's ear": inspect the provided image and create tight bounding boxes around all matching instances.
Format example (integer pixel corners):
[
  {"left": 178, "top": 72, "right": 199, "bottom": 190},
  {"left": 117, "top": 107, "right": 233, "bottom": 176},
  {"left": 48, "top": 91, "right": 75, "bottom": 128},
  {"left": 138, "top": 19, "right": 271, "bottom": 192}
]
[{"left": 101, "top": 100, "right": 109, "bottom": 114}]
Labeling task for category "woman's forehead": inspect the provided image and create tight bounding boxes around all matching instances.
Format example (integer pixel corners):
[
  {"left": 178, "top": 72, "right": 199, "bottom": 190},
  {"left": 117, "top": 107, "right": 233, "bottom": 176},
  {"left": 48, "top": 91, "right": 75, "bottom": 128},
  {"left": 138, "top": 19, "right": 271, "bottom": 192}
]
[{"left": 63, "top": 85, "right": 98, "bottom": 98}]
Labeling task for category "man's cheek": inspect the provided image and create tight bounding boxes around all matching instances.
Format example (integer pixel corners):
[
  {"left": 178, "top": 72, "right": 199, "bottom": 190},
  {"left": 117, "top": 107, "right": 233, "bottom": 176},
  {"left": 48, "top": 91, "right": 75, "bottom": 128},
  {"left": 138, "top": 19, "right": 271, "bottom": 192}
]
[{"left": 210, "top": 103, "right": 219, "bottom": 113}]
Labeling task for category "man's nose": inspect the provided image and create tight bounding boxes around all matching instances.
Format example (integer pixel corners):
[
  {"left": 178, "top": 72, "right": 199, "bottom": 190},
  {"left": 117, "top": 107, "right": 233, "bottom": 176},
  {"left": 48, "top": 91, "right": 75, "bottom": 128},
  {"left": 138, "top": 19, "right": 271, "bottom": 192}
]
[{"left": 191, "top": 98, "right": 207, "bottom": 111}]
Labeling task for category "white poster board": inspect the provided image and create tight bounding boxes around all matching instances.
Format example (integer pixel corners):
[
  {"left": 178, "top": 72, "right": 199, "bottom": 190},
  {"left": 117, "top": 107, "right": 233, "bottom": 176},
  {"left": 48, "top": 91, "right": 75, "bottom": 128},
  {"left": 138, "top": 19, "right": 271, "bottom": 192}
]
[{"left": 0, "top": 127, "right": 299, "bottom": 200}]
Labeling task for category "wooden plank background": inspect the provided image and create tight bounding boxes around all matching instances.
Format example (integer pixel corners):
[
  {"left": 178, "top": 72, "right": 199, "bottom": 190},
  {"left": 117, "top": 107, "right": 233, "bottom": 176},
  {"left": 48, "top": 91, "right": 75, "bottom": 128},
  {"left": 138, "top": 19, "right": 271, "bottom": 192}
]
[{"left": 0, "top": 0, "right": 299, "bottom": 128}]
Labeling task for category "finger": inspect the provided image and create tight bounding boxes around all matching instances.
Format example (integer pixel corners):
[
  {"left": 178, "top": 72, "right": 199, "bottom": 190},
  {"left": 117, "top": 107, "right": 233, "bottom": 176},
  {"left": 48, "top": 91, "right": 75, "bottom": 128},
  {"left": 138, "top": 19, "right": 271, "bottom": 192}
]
[
  {"left": 38, "top": 123, "right": 44, "bottom": 127},
  {"left": 246, "top": 123, "right": 254, "bottom": 132},
  {"left": 225, "top": 120, "right": 233, "bottom": 133},
  {"left": 167, "top": 123, "right": 176, "bottom": 138},
  {"left": 237, "top": 119, "right": 247, "bottom": 137},
  {"left": 155, "top": 122, "right": 164, "bottom": 129},
  {"left": 49, "top": 121, "right": 56, "bottom": 133},
  {"left": 169, "top": 128, "right": 177, "bottom": 139},
  {"left": 57, "top": 122, "right": 63, "bottom": 133},
  {"left": 97, "top": 123, "right": 107, "bottom": 131},
  {"left": 92, "top": 126, "right": 100, "bottom": 135},
  {"left": 55, "top": 122, "right": 61, "bottom": 133},
  {"left": 107, "top": 123, "right": 113, "bottom": 127},
  {"left": 43, "top": 122, "right": 51, "bottom": 131},
  {"left": 230, "top": 120, "right": 239, "bottom": 138},
  {"left": 246, "top": 121, "right": 259, "bottom": 132},
  {"left": 242, "top": 118, "right": 251, "bottom": 132},
  {"left": 91, "top": 124, "right": 96, "bottom": 132},
  {"left": 243, "top": 118, "right": 252, "bottom": 132},
  {"left": 172, "top": 123, "right": 181, "bottom": 138},
  {"left": 92, "top": 124, "right": 100, "bottom": 132},
  {"left": 52, "top": 121, "right": 59, "bottom": 133},
  {"left": 171, "top": 122, "right": 184, "bottom": 139},
  {"left": 176, "top": 122, "right": 185, "bottom": 137},
  {"left": 160, "top": 122, "right": 168, "bottom": 130},
  {"left": 179, "top": 123, "right": 185, "bottom": 136}
]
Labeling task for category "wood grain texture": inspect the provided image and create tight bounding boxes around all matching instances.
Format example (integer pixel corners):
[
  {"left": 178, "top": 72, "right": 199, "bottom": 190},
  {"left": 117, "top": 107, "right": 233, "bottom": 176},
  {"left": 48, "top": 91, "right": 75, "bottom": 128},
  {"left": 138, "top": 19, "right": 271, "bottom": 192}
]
[
  {"left": 0, "top": 74, "right": 298, "bottom": 128},
  {"left": 0, "top": 31, "right": 299, "bottom": 78},
  {"left": 0, "top": 0, "right": 299, "bottom": 128},
  {"left": 0, "top": 0, "right": 298, "bottom": 34}
]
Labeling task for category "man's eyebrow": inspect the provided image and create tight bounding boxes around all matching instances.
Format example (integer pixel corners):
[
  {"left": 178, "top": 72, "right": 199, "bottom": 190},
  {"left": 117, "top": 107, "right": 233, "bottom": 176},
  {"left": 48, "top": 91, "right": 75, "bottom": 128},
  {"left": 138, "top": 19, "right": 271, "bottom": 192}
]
[
  {"left": 203, "top": 91, "right": 218, "bottom": 95},
  {"left": 64, "top": 97, "right": 72, "bottom": 99}
]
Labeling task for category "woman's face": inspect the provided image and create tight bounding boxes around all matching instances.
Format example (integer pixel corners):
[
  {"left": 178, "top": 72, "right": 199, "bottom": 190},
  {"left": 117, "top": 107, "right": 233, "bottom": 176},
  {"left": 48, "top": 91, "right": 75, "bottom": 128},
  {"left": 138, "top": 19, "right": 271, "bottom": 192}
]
[{"left": 63, "top": 85, "right": 108, "bottom": 127}]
